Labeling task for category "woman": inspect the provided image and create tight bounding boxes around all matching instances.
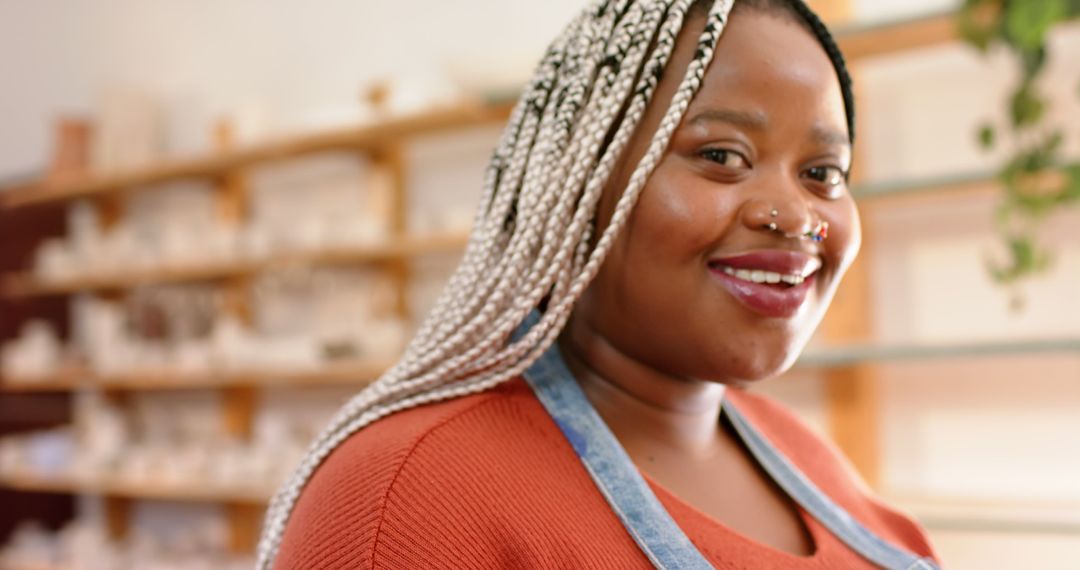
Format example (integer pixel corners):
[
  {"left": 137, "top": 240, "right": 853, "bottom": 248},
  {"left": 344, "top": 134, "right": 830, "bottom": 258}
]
[{"left": 259, "top": 0, "right": 941, "bottom": 568}]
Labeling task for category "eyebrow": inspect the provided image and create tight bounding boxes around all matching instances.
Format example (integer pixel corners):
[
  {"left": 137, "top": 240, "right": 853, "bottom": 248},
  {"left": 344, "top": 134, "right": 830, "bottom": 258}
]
[
  {"left": 811, "top": 125, "right": 851, "bottom": 147},
  {"left": 686, "top": 108, "right": 768, "bottom": 131},
  {"left": 686, "top": 107, "right": 851, "bottom": 149}
]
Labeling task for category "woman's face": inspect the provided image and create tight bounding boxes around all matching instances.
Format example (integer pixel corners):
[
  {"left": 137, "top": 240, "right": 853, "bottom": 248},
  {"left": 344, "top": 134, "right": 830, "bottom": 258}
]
[{"left": 571, "top": 8, "right": 859, "bottom": 384}]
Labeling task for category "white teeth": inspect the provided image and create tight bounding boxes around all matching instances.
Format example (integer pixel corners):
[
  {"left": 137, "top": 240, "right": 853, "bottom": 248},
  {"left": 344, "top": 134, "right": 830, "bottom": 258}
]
[{"left": 717, "top": 265, "right": 806, "bottom": 285}]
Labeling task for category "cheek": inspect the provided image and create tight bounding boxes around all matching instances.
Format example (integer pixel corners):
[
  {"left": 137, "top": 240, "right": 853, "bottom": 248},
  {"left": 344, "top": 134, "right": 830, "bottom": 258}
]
[
  {"left": 628, "top": 166, "right": 736, "bottom": 259},
  {"left": 823, "top": 198, "right": 862, "bottom": 276}
]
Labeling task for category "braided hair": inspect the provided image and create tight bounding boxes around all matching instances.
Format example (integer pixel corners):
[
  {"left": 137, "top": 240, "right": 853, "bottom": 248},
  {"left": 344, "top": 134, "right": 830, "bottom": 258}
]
[{"left": 256, "top": 1, "right": 854, "bottom": 566}]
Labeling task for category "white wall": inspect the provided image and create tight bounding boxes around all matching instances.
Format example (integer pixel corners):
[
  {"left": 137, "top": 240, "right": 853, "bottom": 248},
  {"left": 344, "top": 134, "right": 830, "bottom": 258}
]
[{"left": 0, "top": 0, "right": 588, "bottom": 178}]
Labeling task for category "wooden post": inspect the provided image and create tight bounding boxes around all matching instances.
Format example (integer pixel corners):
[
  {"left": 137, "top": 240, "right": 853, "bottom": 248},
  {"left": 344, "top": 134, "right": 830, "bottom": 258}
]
[
  {"left": 103, "top": 496, "right": 131, "bottom": 542},
  {"left": 807, "top": 0, "right": 885, "bottom": 489},
  {"left": 371, "top": 145, "right": 411, "bottom": 321},
  {"left": 214, "top": 121, "right": 254, "bottom": 325},
  {"left": 823, "top": 362, "right": 880, "bottom": 485},
  {"left": 214, "top": 120, "right": 260, "bottom": 553},
  {"left": 222, "top": 386, "right": 256, "bottom": 440},
  {"left": 92, "top": 193, "right": 134, "bottom": 538},
  {"left": 214, "top": 121, "right": 249, "bottom": 223},
  {"left": 225, "top": 503, "right": 264, "bottom": 553},
  {"left": 808, "top": 0, "right": 852, "bottom": 25}
]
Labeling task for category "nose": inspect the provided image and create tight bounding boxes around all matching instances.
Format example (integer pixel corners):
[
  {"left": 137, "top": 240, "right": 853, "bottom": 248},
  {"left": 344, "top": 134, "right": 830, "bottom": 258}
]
[{"left": 740, "top": 193, "right": 818, "bottom": 240}]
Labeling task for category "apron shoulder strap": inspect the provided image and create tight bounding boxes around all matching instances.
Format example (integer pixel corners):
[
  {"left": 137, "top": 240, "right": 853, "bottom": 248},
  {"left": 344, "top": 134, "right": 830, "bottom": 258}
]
[{"left": 722, "top": 402, "right": 939, "bottom": 570}]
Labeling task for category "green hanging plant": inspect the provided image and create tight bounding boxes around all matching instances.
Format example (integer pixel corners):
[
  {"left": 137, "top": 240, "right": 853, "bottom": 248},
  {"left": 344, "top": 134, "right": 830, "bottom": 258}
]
[{"left": 958, "top": 0, "right": 1080, "bottom": 306}]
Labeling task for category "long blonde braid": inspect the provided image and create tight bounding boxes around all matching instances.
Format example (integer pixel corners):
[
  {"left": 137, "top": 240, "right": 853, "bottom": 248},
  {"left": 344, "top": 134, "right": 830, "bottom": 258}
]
[{"left": 256, "top": 1, "right": 734, "bottom": 566}]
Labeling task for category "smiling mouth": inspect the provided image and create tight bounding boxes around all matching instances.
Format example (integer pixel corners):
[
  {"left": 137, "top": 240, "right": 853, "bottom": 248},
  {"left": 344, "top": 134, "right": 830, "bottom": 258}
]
[
  {"left": 704, "top": 251, "right": 822, "bottom": 318},
  {"left": 707, "top": 264, "right": 810, "bottom": 287}
]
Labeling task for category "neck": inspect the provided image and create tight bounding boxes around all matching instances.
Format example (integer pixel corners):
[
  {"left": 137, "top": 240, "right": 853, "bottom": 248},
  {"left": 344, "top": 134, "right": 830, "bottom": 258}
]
[{"left": 557, "top": 315, "right": 727, "bottom": 461}]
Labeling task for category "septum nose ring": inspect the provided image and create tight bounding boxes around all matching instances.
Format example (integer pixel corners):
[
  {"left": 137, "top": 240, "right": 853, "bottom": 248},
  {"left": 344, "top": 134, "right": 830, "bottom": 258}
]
[{"left": 762, "top": 208, "right": 829, "bottom": 242}]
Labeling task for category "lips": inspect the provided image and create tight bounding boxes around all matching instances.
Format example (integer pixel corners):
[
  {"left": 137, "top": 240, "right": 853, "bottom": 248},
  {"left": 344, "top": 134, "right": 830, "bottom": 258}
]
[{"left": 706, "top": 250, "right": 821, "bottom": 318}]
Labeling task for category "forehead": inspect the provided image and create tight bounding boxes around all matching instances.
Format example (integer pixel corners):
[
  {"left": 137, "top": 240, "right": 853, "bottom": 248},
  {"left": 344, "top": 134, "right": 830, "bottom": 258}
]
[{"left": 684, "top": 9, "right": 848, "bottom": 141}]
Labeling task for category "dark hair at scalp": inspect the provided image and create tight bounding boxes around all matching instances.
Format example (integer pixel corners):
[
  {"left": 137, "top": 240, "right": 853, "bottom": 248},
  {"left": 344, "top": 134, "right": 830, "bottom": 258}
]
[{"left": 691, "top": 0, "right": 856, "bottom": 143}]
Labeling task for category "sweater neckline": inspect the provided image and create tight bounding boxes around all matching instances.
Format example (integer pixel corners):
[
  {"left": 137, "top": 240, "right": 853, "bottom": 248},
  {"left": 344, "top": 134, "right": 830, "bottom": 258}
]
[
  {"left": 631, "top": 390, "right": 828, "bottom": 564},
  {"left": 638, "top": 467, "right": 828, "bottom": 564}
]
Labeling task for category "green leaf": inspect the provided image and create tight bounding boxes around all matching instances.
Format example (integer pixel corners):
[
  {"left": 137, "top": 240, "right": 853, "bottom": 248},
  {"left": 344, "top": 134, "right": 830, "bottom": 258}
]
[
  {"left": 992, "top": 236, "right": 1053, "bottom": 284},
  {"left": 1064, "top": 162, "right": 1080, "bottom": 201},
  {"left": 1003, "top": 0, "right": 1066, "bottom": 52},
  {"left": 1044, "top": 130, "right": 1065, "bottom": 154},
  {"left": 964, "top": 0, "right": 1076, "bottom": 300},
  {"left": 1010, "top": 83, "right": 1046, "bottom": 128},
  {"left": 958, "top": 0, "right": 1003, "bottom": 51},
  {"left": 978, "top": 124, "right": 997, "bottom": 149},
  {"left": 958, "top": 18, "right": 995, "bottom": 51}
]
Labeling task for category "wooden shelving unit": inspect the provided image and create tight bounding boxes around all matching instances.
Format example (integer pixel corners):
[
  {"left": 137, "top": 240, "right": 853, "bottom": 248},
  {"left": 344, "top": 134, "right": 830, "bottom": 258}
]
[
  {"left": 0, "top": 103, "right": 514, "bottom": 209},
  {"left": 0, "top": 358, "right": 392, "bottom": 393},
  {"left": 0, "top": 171, "right": 996, "bottom": 300},
  {"left": 0, "top": 97, "right": 512, "bottom": 557},
  {"left": 2, "top": 232, "right": 469, "bottom": 298},
  {"left": 0, "top": 562, "right": 67, "bottom": 570},
  {"left": 0, "top": 471, "right": 271, "bottom": 505}
]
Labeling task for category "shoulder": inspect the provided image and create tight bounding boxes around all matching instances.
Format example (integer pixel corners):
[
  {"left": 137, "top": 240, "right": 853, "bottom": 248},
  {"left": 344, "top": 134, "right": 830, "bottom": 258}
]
[
  {"left": 724, "top": 387, "right": 940, "bottom": 562},
  {"left": 271, "top": 378, "right": 592, "bottom": 569}
]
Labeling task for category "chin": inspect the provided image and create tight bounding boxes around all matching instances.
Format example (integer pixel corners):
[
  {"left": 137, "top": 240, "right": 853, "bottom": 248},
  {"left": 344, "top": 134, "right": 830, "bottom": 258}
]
[
  {"left": 740, "top": 359, "right": 798, "bottom": 384},
  {"left": 720, "top": 331, "right": 813, "bottom": 385}
]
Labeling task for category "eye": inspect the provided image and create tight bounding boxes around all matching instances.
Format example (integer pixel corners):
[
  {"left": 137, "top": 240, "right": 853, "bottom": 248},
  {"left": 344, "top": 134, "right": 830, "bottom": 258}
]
[
  {"left": 699, "top": 148, "right": 750, "bottom": 170},
  {"left": 802, "top": 165, "right": 848, "bottom": 197}
]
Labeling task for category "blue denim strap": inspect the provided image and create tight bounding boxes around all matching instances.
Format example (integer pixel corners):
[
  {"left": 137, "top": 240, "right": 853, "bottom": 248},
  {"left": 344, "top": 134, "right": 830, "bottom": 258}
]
[
  {"left": 515, "top": 311, "right": 939, "bottom": 569},
  {"left": 520, "top": 330, "right": 713, "bottom": 569},
  {"left": 723, "top": 404, "right": 940, "bottom": 570}
]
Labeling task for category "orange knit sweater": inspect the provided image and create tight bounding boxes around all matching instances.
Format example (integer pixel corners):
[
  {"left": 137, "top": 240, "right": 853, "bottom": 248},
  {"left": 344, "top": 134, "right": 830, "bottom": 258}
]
[{"left": 274, "top": 378, "right": 939, "bottom": 569}]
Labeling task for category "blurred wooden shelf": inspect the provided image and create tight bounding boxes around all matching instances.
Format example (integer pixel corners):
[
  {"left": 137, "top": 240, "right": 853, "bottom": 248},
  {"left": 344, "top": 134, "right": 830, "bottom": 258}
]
[
  {"left": 7, "top": 336, "right": 1078, "bottom": 393},
  {"left": 0, "top": 170, "right": 1010, "bottom": 299},
  {"left": 0, "top": 359, "right": 390, "bottom": 393},
  {"left": 798, "top": 338, "right": 1080, "bottom": 368},
  {"left": 0, "top": 562, "right": 68, "bottom": 570},
  {"left": 0, "top": 471, "right": 271, "bottom": 505},
  {"left": 888, "top": 493, "right": 1080, "bottom": 535},
  {"left": 835, "top": 11, "right": 957, "bottom": 61},
  {"left": 2, "top": 232, "right": 469, "bottom": 297},
  {"left": 852, "top": 169, "right": 996, "bottom": 202},
  {"left": 0, "top": 102, "right": 514, "bottom": 209}
]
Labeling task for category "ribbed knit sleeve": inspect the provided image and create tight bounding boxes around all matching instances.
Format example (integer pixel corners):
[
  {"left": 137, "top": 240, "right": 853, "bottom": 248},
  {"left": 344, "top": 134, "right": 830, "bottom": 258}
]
[
  {"left": 272, "top": 393, "right": 500, "bottom": 569},
  {"left": 272, "top": 382, "right": 650, "bottom": 570}
]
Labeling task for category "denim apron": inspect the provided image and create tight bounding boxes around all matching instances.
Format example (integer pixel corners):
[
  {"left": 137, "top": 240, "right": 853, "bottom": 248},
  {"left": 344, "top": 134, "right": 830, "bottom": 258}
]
[{"left": 514, "top": 314, "right": 939, "bottom": 570}]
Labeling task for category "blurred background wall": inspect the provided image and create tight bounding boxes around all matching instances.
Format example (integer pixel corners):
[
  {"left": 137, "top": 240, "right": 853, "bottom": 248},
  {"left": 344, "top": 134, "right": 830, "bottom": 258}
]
[
  {"left": 0, "top": 1, "right": 1078, "bottom": 569},
  {"left": 3, "top": 0, "right": 979, "bottom": 179}
]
